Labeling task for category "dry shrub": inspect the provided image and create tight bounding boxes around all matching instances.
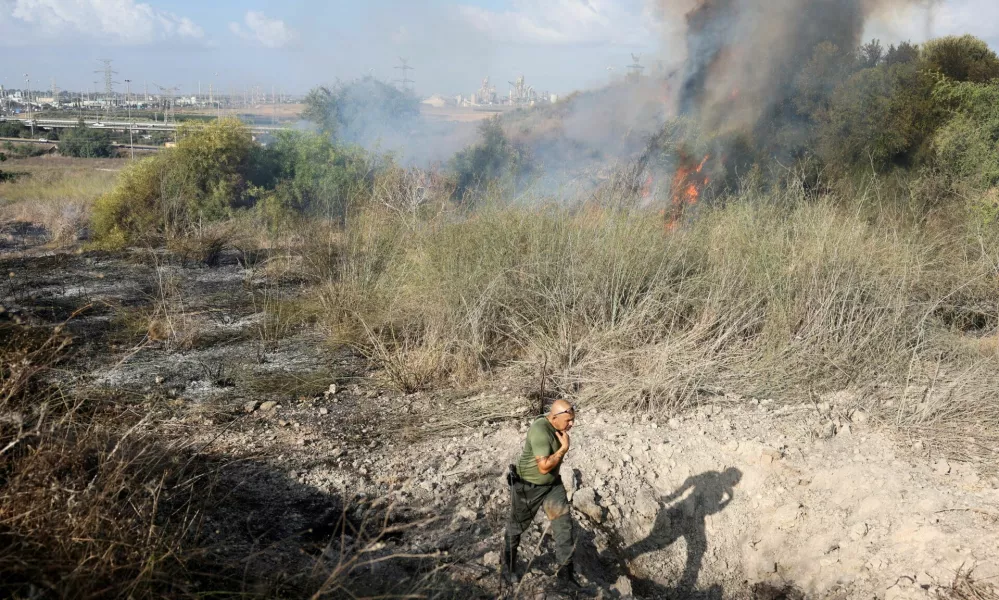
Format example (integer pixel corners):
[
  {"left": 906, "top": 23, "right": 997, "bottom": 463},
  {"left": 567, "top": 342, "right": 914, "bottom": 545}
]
[
  {"left": 167, "top": 220, "right": 242, "bottom": 266},
  {"left": 359, "top": 322, "right": 469, "bottom": 393}
]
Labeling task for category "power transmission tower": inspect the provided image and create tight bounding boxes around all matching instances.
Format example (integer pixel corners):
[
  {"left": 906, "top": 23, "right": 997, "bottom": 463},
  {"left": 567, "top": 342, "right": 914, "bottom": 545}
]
[
  {"left": 153, "top": 83, "right": 180, "bottom": 123},
  {"left": 394, "top": 57, "right": 414, "bottom": 92},
  {"left": 124, "top": 79, "right": 134, "bottom": 160},
  {"left": 627, "top": 53, "right": 645, "bottom": 81},
  {"left": 24, "top": 73, "right": 33, "bottom": 137},
  {"left": 95, "top": 59, "right": 119, "bottom": 112}
]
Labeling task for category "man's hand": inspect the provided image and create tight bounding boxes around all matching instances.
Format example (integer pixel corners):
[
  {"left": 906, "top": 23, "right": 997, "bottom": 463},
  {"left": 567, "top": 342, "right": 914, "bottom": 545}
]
[
  {"left": 536, "top": 431, "right": 571, "bottom": 475},
  {"left": 555, "top": 430, "right": 571, "bottom": 452}
]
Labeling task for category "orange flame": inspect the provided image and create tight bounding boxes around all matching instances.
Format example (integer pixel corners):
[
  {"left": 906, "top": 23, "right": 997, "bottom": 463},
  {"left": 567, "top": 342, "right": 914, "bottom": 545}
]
[
  {"left": 667, "top": 153, "right": 711, "bottom": 231},
  {"left": 641, "top": 174, "right": 654, "bottom": 199}
]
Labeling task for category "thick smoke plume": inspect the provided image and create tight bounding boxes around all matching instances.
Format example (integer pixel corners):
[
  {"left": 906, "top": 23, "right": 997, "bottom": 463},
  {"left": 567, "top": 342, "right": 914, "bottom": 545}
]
[{"left": 666, "top": 0, "right": 933, "bottom": 134}]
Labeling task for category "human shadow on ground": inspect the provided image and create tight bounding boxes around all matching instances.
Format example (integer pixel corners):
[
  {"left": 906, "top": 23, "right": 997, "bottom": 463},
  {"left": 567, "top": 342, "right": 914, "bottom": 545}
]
[{"left": 577, "top": 467, "right": 743, "bottom": 599}]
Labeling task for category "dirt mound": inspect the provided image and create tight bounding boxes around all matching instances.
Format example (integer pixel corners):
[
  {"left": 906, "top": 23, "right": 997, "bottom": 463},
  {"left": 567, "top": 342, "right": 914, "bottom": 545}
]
[{"left": 244, "top": 387, "right": 999, "bottom": 598}]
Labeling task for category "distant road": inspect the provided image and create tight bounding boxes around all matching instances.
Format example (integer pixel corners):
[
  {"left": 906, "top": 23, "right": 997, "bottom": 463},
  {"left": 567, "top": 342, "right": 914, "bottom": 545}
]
[
  {"left": 0, "top": 137, "right": 161, "bottom": 151},
  {"left": 2, "top": 116, "right": 288, "bottom": 134},
  {"left": 0, "top": 137, "right": 56, "bottom": 146}
]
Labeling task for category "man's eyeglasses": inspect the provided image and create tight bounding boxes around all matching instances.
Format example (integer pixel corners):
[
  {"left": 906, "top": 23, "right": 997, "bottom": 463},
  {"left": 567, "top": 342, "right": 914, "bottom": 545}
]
[{"left": 552, "top": 405, "right": 575, "bottom": 417}]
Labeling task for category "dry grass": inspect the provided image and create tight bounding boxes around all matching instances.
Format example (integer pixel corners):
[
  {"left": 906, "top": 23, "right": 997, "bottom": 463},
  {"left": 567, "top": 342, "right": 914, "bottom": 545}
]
[
  {"left": 0, "top": 156, "right": 121, "bottom": 242},
  {"left": 937, "top": 568, "right": 999, "bottom": 600},
  {"left": 302, "top": 189, "right": 999, "bottom": 464}
]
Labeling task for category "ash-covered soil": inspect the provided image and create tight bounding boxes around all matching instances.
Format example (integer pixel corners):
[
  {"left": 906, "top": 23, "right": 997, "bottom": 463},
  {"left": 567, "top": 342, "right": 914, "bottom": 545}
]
[{"left": 2, "top": 223, "right": 997, "bottom": 599}]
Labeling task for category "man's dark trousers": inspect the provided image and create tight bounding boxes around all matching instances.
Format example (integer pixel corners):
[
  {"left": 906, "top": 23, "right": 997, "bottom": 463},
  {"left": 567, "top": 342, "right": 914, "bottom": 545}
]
[{"left": 504, "top": 479, "right": 575, "bottom": 567}]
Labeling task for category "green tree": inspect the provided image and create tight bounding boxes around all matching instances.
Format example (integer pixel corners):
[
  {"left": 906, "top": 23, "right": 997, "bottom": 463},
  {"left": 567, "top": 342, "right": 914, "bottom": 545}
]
[
  {"left": 59, "top": 119, "right": 115, "bottom": 158},
  {"left": 301, "top": 77, "right": 420, "bottom": 143},
  {"left": 0, "top": 121, "right": 25, "bottom": 138},
  {"left": 301, "top": 86, "right": 338, "bottom": 136},
  {"left": 794, "top": 42, "right": 857, "bottom": 119},
  {"left": 922, "top": 35, "right": 999, "bottom": 83},
  {"left": 884, "top": 42, "right": 920, "bottom": 67},
  {"left": 857, "top": 39, "right": 884, "bottom": 69},
  {"left": 817, "top": 60, "right": 937, "bottom": 171}
]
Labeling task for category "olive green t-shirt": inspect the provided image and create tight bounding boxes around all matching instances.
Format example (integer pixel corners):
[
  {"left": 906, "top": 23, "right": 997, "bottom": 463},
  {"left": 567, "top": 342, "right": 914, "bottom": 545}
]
[{"left": 516, "top": 417, "right": 561, "bottom": 485}]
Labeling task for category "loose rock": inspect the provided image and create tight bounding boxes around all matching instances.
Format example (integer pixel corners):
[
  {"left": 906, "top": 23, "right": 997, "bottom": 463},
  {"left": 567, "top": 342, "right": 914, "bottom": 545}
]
[
  {"left": 572, "top": 488, "right": 606, "bottom": 523},
  {"left": 612, "top": 575, "right": 634, "bottom": 597}
]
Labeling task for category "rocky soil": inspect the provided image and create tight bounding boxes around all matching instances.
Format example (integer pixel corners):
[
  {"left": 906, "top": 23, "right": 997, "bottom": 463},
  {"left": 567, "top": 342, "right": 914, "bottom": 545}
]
[{"left": 3, "top": 223, "right": 997, "bottom": 599}]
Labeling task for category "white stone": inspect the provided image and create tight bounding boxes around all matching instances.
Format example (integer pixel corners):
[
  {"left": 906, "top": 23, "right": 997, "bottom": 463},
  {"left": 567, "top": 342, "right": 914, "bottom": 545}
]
[
  {"left": 612, "top": 575, "right": 633, "bottom": 597},
  {"left": 572, "top": 488, "right": 606, "bottom": 523}
]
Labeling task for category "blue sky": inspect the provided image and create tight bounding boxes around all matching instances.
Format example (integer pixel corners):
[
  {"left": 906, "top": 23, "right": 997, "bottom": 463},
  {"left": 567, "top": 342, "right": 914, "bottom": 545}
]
[{"left": 2, "top": 0, "right": 998, "bottom": 98}]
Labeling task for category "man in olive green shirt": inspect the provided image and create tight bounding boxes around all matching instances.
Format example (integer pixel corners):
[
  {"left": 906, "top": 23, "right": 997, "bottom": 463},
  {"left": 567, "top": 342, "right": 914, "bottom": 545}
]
[{"left": 502, "top": 399, "right": 578, "bottom": 587}]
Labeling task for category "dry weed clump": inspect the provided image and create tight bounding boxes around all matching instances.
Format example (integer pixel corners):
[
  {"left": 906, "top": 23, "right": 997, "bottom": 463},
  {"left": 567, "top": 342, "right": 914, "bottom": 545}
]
[
  {"left": 0, "top": 162, "right": 118, "bottom": 243},
  {"left": 937, "top": 568, "right": 999, "bottom": 600}
]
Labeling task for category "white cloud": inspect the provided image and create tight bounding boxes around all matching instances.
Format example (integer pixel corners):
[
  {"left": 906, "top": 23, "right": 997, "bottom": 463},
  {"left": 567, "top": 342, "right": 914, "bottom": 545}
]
[
  {"left": 457, "top": 0, "right": 655, "bottom": 46},
  {"left": 229, "top": 10, "right": 295, "bottom": 49},
  {"left": 1, "top": 0, "right": 204, "bottom": 45}
]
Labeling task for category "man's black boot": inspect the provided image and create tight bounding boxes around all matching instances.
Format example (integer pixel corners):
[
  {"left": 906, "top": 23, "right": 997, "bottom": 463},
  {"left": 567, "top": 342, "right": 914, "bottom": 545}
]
[
  {"left": 501, "top": 545, "right": 520, "bottom": 585},
  {"left": 555, "top": 561, "right": 580, "bottom": 588}
]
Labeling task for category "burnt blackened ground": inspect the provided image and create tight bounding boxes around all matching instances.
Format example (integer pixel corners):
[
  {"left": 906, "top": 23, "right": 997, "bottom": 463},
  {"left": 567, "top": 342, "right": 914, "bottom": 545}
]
[{"left": 0, "top": 227, "right": 502, "bottom": 598}]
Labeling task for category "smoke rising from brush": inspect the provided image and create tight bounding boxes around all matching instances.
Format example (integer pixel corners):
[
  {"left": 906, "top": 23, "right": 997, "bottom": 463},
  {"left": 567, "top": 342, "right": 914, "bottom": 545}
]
[{"left": 666, "top": 0, "right": 934, "bottom": 134}]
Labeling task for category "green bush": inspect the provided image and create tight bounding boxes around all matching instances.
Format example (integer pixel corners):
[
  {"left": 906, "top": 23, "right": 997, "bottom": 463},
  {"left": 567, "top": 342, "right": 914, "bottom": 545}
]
[
  {"left": 2, "top": 141, "right": 48, "bottom": 158},
  {"left": 301, "top": 77, "right": 420, "bottom": 142},
  {"left": 258, "top": 131, "right": 374, "bottom": 226},
  {"left": 91, "top": 119, "right": 383, "bottom": 245},
  {"left": 932, "top": 79, "right": 999, "bottom": 189},
  {"left": 91, "top": 118, "right": 260, "bottom": 245},
  {"left": 816, "top": 59, "right": 937, "bottom": 172},
  {"left": 91, "top": 152, "right": 168, "bottom": 247}
]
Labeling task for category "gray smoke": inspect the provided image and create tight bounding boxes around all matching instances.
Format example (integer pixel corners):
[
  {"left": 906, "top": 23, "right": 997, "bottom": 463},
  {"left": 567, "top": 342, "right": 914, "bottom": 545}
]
[{"left": 666, "top": 0, "right": 935, "bottom": 134}]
